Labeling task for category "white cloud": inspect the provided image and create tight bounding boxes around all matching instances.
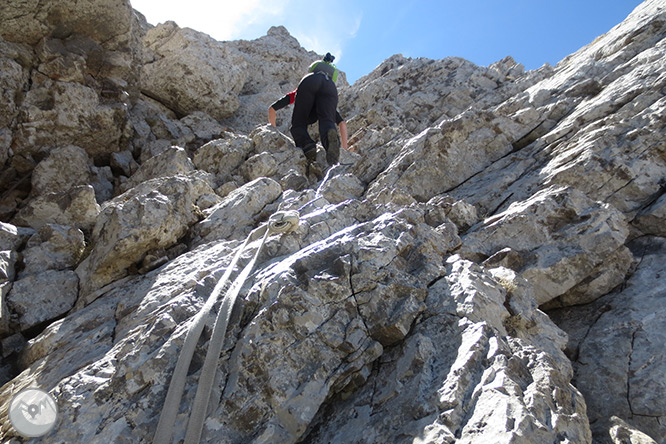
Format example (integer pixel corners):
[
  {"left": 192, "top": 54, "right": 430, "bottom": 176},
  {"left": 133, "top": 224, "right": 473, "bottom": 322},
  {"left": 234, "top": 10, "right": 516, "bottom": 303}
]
[
  {"left": 285, "top": 2, "right": 363, "bottom": 64},
  {"left": 130, "top": 0, "right": 362, "bottom": 64},
  {"left": 131, "top": 0, "right": 289, "bottom": 40}
]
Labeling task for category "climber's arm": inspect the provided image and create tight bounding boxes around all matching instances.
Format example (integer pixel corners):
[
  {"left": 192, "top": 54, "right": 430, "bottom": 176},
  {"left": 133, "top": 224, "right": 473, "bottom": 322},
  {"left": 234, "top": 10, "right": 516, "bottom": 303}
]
[
  {"left": 335, "top": 111, "right": 349, "bottom": 151},
  {"left": 268, "top": 93, "right": 292, "bottom": 127},
  {"left": 338, "top": 120, "right": 349, "bottom": 151}
]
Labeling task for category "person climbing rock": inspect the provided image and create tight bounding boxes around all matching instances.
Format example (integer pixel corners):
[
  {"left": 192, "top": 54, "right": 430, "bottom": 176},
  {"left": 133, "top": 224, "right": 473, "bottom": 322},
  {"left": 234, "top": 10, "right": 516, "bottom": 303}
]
[
  {"left": 268, "top": 88, "right": 349, "bottom": 155},
  {"left": 269, "top": 53, "right": 348, "bottom": 168}
]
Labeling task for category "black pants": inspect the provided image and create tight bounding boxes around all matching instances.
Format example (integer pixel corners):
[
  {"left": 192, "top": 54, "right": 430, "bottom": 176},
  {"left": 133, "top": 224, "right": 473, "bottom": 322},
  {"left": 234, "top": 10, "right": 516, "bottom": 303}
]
[{"left": 290, "top": 73, "right": 338, "bottom": 157}]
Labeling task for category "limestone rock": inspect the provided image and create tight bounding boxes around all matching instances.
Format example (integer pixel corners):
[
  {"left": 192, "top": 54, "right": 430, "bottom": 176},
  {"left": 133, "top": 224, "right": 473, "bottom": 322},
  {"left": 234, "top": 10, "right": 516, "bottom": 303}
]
[
  {"left": 193, "top": 133, "right": 254, "bottom": 182},
  {"left": 31, "top": 145, "right": 93, "bottom": 196},
  {"left": 447, "top": 1, "right": 666, "bottom": 221},
  {"left": 239, "top": 152, "right": 278, "bottom": 182},
  {"left": 281, "top": 257, "right": 590, "bottom": 444},
  {"left": 0, "top": 1, "right": 665, "bottom": 443},
  {"left": 340, "top": 53, "right": 543, "bottom": 145},
  {"left": 76, "top": 173, "right": 215, "bottom": 296},
  {"left": 0, "top": 204, "right": 458, "bottom": 443},
  {"left": 0, "top": 251, "right": 17, "bottom": 283},
  {"left": 6, "top": 270, "right": 79, "bottom": 332},
  {"left": 141, "top": 22, "right": 247, "bottom": 120},
  {"left": 319, "top": 172, "right": 365, "bottom": 205},
  {"left": 0, "top": 38, "right": 31, "bottom": 129},
  {"left": 461, "top": 186, "right": 632, "bottom": 306},
  {"left": 110, "top": 150, "right": 139, "bottom": 178},
  {"left": 13, "top": 79, "right": 129, "bottom": 164},
  {"left": 127, "top": 99, "right": 226, "bottom": 158},
  {"left": 366, "top": 110, "right": 532, "bottom": 203},
  {"left": 249, "top": 124, "right": 307, "bottom": 181},
  {"left": 279, "top": 170, "right": 308, "bottom": 192},
  {"left": 0, "top": 222, "right": 33, "bottom": 251},
  {"left": 0, "top": 281, "right": 12, "bottom": 338},
  {"left": 138, "top": 138, "right": 172, "bottom": 163},
  {"left": 425, "top": 195, "right": 479, "bottom": 233},
  {"left": 179, "top": 111, "right": 225, "bottom": 141},
  {"left": 550, "top": 236, "right": 666, "bottom": 443},
  {"left": 0, "top": 250, "right": 18, "bottom": 337},
  {"left": 0, "top": 129, "right": 11, "bottom": 169},
  {"left": 632, "top": 193, "right": 666, "bottom": 237},
  {"left": 33, "top": 33, "right": 140, "bottom": 89},
  {"left": 0, "top": 8, "right": 141, "bottom": 190},
  {"left": 0, "top": 0, "right": 135, "bottom": 48},
  {"left": 129, "top": 96, "right": 179, "bottom": 155},
  {"left": 20, "top": 224, "right": 86, "bottom": 278},
  {"left": 609, "top": 416, "right": 659, "bottom": 444},
  {"left": 121, "top": 145, "right": 195, "bottom": 192},
  {"left": 192, "top": 177, "right": 283, "bottom": 245},
  {"left": 11, "top": 185, "right": 100, "bottom": 231}
]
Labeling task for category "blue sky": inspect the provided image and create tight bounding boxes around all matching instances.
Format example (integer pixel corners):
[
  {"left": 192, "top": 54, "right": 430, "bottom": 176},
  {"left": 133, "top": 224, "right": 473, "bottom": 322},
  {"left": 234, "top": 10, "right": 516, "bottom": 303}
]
[{"left": 131, "top": 0, "right": 644, "bottom": 84}]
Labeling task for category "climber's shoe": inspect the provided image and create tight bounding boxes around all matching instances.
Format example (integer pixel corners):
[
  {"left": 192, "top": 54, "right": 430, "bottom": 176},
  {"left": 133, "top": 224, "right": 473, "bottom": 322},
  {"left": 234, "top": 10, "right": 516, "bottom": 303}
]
[
  {"left": 325, "top": 128, "right": 340, "bottom": 166},
  {"left": 303, "top": 143, "right": 317, "bottom": 162}
]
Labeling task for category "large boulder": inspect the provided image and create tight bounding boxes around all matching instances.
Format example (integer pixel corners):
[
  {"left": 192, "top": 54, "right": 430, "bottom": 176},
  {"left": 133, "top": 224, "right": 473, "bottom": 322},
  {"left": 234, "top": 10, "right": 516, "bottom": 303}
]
[
  {"left": 192, "top": 177, "right": 283, "bottom": 245},
  {"left": 12, "top": 79, "right": 129, "bottom": 165},
  {"left": 141, "top": 22, "right": 247, "bottom": 120},
  {"left": 19, "top": 224, "right": 86, "bottom": 278},
  {"left": 120, "top": 145, "right": 195, "bottom": 192},
  {"left": 6, "top": 270, "right": 79, "bottom": 332},
  {"left": 461, "top": 186, "right": 632, "bottom": 306},
  {"left": 0, "top": 0, "right": 135, "bottom": 48},
  {"left": 76, "top": 173, "right": 215, "bottom": 296},
  {"left": 31, "top": 145, "right": 93, "bottom": 195},
  {"left": 11, "top": 185, "right": 100, "bottom": 232},
  {"left": 192, "top": 133, "right": 254, "bottom": 183}
]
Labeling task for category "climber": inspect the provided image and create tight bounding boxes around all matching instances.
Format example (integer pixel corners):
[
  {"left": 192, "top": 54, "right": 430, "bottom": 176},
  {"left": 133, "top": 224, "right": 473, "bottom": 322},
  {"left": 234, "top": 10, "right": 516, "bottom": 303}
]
[
  {"left": 270, "top": 52, "right": 348, "bottom": 167},
  {"left": 268, "top": 89, "right": 349, "bottom": 154}
]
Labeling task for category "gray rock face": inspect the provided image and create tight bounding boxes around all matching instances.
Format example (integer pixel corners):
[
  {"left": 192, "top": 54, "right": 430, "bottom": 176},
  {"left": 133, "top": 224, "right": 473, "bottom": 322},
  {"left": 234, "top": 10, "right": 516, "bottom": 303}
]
[
  {"left": 461, "top": 186, "right": 632, "bottom": 306},
  {"left": 0, "top": 1, "right": 665, "bottom": 443},
  {"left": 7, "top": 270, "right": 78, "bottom": 332},
  {"left": 13, "top": 78, "right": 129, "bottom": 163},
  {"left": 0, "top": 39, "right": 31, "bottom": 130},
  {"left": 192, "top": 177, "right": 283, "bottom": 245},
  {"left": 76, "top": 173, "right": 215, "bottom": 297},
  {"left": 0, "top": 0, "right": 135, "bottom": 48},
  {"left": 141, "top": 22, "right": 247, "bottom": 121},
  {"left": 20, "top": 224, "right": 85, "bottom": 278},
  {"left": 307, "top": 260, "right": 589, "bottom": 444},
  {"left": 550, "top": 236, "right": 666, "bottom": 443},
  {"left": 31, "top": 145, "right": 94, "bottom": 196},
  {"left": 11, "top": 185, "right": 101, "bottom": 231},
  {"left": 193, "top": 133, "right": 255, "bottom": 182},
  {"left": 120, "top": 145, "right": 195, "bottom": 192}
]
